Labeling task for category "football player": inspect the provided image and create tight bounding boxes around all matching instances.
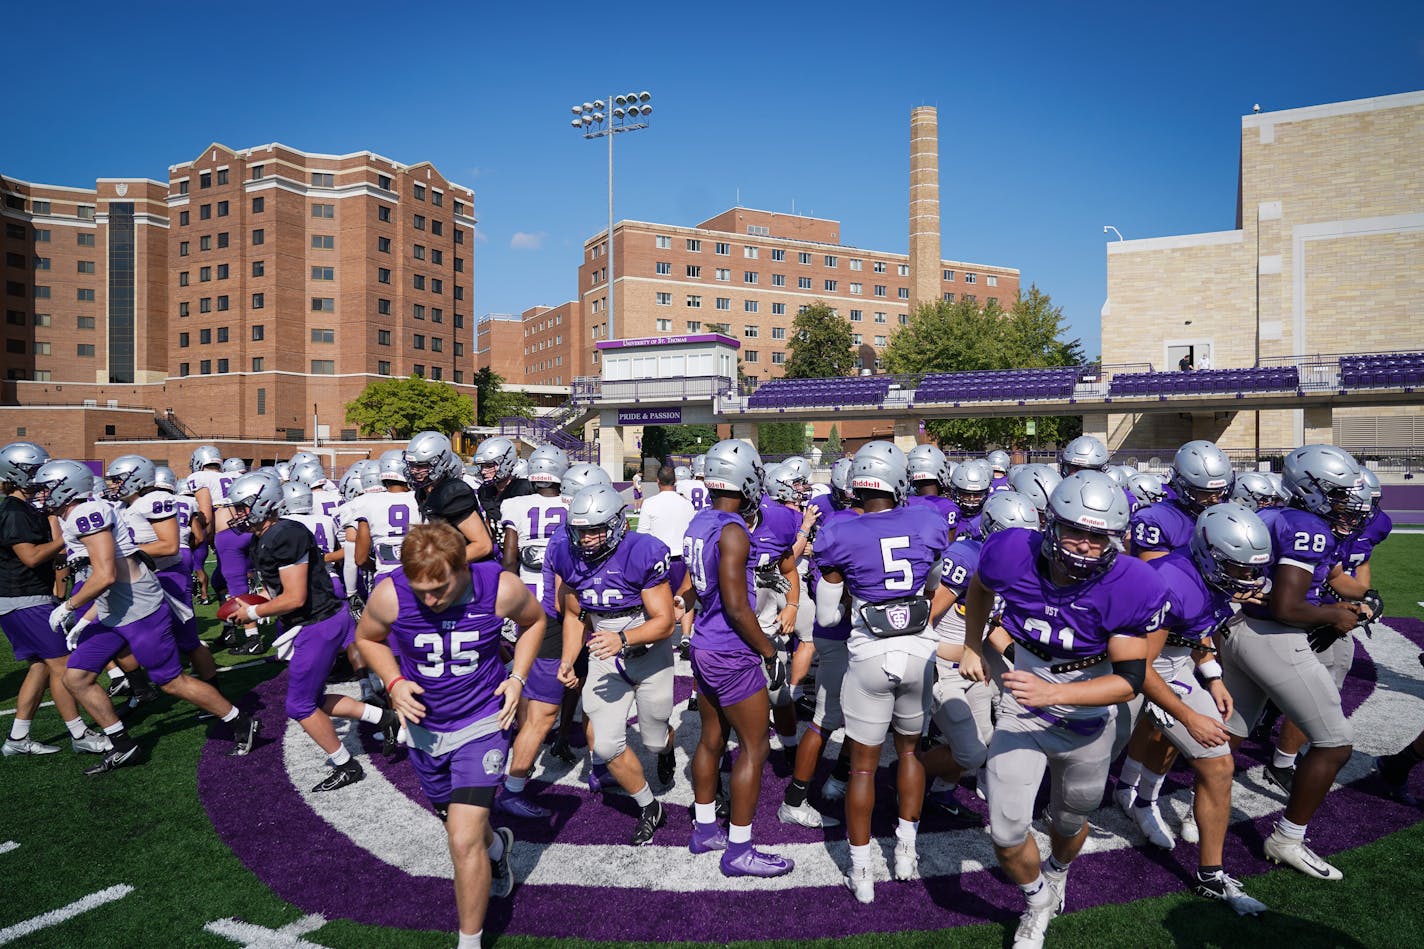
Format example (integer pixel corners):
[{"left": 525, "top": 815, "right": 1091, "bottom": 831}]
[
  {"left": 357, "top": 523, "right": 548, "bottom": 949},
  {"left": 751, "top": 463, "right": 808, "bottom": 766},
  {"left": 986, "top": 448, "right": 1012, "bottom": 494},
  {"left": 1129, "top": 441, "right": 1234, "bottom": 559},
  {"left": 907, "top": 443, "right": 960, "bottom": 538},
  {"left": 405, "top": 432, "right": 495, "bottom": 563},
  {"left": 674, "top": 463, "right": 709, "bottom": 512},
  {"left": 635, "top": 463, "right": 698, "bottom": 651},
  {"left": 473, "top": 437, "right": 534, "bottom": 547},
  {"left": 354, "top": 457, "right": 424, "bottom": 581},
  {"left": 949, "top": 459, "right": 994, "bottom": 541},
  {"left": 1057, "top": 435, "right": 1110, "bottom": 477}
]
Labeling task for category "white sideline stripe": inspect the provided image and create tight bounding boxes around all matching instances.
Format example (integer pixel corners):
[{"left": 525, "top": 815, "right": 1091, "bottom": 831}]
[
  {"left": 0, "top": 884, "right": 133, "bottom": 945},
  {"left": 204, "top": 913, "right": 330, "bottom": 948},
  {"left": 0, "top": 702, "right": 52, "bottom": 718},
  {"left": 0, "top": 658, "right": 272, "bottom": 715},
  {"left": 0, "top": 842, "right": 17, "bottom": 855}
]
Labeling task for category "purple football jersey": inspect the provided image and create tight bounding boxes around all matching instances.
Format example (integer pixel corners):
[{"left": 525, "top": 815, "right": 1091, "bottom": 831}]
[
  {"left": 1149, "top": 551, "right": 1231, "bottom": 641},
  {"left": 1322, "top": 508, "right": 1392, "bottom": 601},
  {"left": 1243, "top": 505, "right": 1338, "bottom": 618},
  {"left": 813, "top": 504, "right": 948, "bottom": 603},
  {"left": 388, "top": 560, "right": 506, "bottom": 731},
  {"left": 809, "top": 507, "right": 859, "bottom": 641},
  {"left": 989, "top": 475, "right": 1012, "bottom": 495},
  {"left": 977, "top": 528, "right": 1169, "bottom": 660},
  {"left": 540, "top": 525, "right": 566, "bottom": 616},
  {"left": 683, "top": 507, "right": 756, "bottom": 654},
  {"left": 909, "top": 493, "right": 960, "bottom": 532},
  {"left": 959, "top": 512, "right": 984, "bottom": 541},
  {"left": 940, "top": 536, "right": 983, "bottom": 600},
  {"left": 750, "top": 498, "right": 800, "bottom": 569},
  {"left": 545, "top": 530, "right": 670, "bottom": 616},
  {"left": 807, "top": 493, "right": 839, "bottom": 520},
  {"left": 1130, "top": 499, "right": 1194, "bottom": 555}
]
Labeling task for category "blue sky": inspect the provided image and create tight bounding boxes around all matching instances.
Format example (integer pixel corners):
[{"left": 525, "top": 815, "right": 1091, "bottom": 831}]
[{"left": 6, "top": 1, "right": 1421, "bottom": 359}]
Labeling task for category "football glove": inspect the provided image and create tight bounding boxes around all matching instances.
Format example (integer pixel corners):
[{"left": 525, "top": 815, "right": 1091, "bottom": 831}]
[{"left": 764, "top": 652, "right": 788, "bottom": 692}]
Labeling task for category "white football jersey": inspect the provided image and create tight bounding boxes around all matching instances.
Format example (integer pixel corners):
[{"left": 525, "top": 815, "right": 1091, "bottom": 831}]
[
  {"left": 500, "top": 493, "right": 569, "bottom": 600},
  {"left": 171, "top": 493, "right": 197, "bottom": 550},
  {"left": 675, "top": 479, "right": 711, "bottom": 511},
  {"left": 62, "top": 498, "right": 165, "bottom": 624},
  {"left": 310, "top": 488, "right": 343, "bottom": 523},
  {"left": 282, "top": 511, "right": 343, "bottom": 585},
  {"left": 356, "top": 492, "right": 424, "bottom": 575},
  {"left": 187, "top": 469, "right": 234, "bottom": 507},
  {"left": 125, "top": 489, "right": 182, "bottom": 571}
]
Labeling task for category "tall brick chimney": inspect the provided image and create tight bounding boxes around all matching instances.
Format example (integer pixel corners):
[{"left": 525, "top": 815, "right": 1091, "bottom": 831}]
[{"left": 908, "top": 106, "right": 940, "bottom": 311}]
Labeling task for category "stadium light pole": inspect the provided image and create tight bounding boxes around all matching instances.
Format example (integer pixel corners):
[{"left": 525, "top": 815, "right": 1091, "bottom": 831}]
[
  {"left": 1103, "top": 225, "right": 1125, "bottom": 242},
  {"left": 569, "top": 91, "right": 652, "bottom": 343}
]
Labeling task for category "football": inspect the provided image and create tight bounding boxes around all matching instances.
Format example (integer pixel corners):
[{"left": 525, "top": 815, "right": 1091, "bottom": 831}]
[{"left": 216, "top": 591, "right": 270, "bottom": 623}]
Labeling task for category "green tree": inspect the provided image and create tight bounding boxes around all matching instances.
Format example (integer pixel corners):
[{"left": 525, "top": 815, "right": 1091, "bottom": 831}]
[
  {"left": 472, "top": 367, "right": 535, "bottom": 427},
  {"left": 345, "top": 375, "right": 475, "bottom": 439},
  {"left": 758, "top": 421, "right": 807, "bottom": 456},
  {"left": 824, "top": 423, "right": 842, "bottom": 457},
  {"left": 882, "top": 286, "right": 1083, "bottom": 451},
  {"left": 641, "top": 424, "right": 717, "bottom": 463},
  {"left": 783, "top": 302, "right": 857, "bottom": 379}
]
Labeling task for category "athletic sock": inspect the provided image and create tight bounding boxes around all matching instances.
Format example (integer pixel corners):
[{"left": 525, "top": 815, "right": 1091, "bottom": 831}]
[
  {"left": 784, "top": 779, "right": 810, "bottom": 808},
  {"left": 329, "top": 746, "right": 352, "bottom": 767},
  {"left": 1046, "top": 854, "right": 1071, "bottom": 875},
  {"left": 9, "top": 719, "right": 31, "bottom": 741},
  {"left": 487, "top": 832, "right": 505, "bottom": 862},
  {"left": 1020, "top": 873, "right": 1053, "bottom": 906},
  {"left": 694, "top": 801, "right": 717, "bottom": 824},
  {"left": 728, "top": 823, "right": 752, "bottom": 845},
  {"left": 65, "top": 718, "right": 89, "bottom": 740},
  {"left": 895, "top": 818, "right": 918, "bottom": 846},
  {"left": 1119, "top": 756, "right": 1143, "bottom": 792},
  {"left": 1196, "top": 864, "right": 1224, "bottom": 880},
  {"left": 781, "top": 729, "right": 799, "bottom": 747},
  {"left": 632, "top": 783, "right": 655, "bottom": 808},
  {"left": 1272, "top": 749, "right": 1298, "bottom": 770},
  {"left": 849, "top": 842, "right": 872, "bottom": 870},
  {"left": 505, "top": 775, "right": 528, "bottom": 795},
  {"left": 102, "top": 721, "right": 135, "bottom": 751},
  {"left": 831, "top": 749, "right": 851, "bottom": 782},
  {"left": 220, "top": 706, "right": 240, "bottom": 723},
  {"left": 1275, "top": 817, "right": 1307, "bottom": 840},
  {"left": 359, "top": 704, "right": 384, "bottom": 725},
  {"left": 457, "top": 931, "right": 481, "bottom": 949},
  {"left": 1136, "top": 769, "right": 1168, "bottom": 805}
]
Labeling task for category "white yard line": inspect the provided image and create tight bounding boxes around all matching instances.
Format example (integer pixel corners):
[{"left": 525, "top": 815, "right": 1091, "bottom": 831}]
[
  {"left": 203, "top": 913, "right": 330, "bottom": 948},
  {"left": 0, "top": 884, "right": 133, "bottom": 945},
  {"left": 0, "top": 842, "right": 17, "bottom": 856}
]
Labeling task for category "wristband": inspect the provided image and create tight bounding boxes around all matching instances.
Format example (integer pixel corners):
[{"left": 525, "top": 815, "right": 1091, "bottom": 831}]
[
  {"left": 796, "top": 529, "right": 809, "bottom": 538},
  {"left": 1197, "top": 659, "right": 1223, "bottom": 681},
  {"left": 618, "top": 630, "right": 630, "bottom": 651},
  {"left": 786, "top": 602, "right": 800, "bottom": 610},
  {"left": 509, "top": 671, "right": 528, "bottom": 686},
  {"left": 245, "top": 604, "right": 261, "bottom": 622},
  {"left": 388, "top": 675, "right": 408, "bottom": 692}
]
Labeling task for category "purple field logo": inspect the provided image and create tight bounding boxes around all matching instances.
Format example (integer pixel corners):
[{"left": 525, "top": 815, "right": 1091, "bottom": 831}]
[{"left": 199, "top": 620, "right": 1424, "bottom": 941}]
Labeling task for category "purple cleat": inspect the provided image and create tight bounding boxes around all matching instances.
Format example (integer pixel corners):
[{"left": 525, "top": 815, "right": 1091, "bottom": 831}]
[
  {"left": 587, "top": 763, "right": 613, "bottom": 794},
  {"left": 720, "top": 841, "right": 794, "bottom": 877},
  {"left": 689, "top": 820, "right": 729, "bottom": 854},
  {"left": 495, "top": 789, "right": 551, "bottom": 819}
]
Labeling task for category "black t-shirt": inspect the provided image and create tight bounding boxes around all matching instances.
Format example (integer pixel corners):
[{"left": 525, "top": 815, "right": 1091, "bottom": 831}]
[
  {"left": 418, "top": 479, "right": 482, "bottom": 526},
  {"left": 254, "top": 519, "right": 339, "bottom": 626},
  {"left": 478, "top": 477, "right": 535, "bottom": 535},
  {"left": 0, "top": 496, "right": 55, "bottom": 597}
]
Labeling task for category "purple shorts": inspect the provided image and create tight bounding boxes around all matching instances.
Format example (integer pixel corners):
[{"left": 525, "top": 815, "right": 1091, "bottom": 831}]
[
  {"left": 285, "top": 610, "right": 356, "bottom": 720},
  {"left": 408, "top": 729, "right": 511, "bottom": 806},
  {"left": 328, "top": 570, "right": 347, "bottom": 601},
  {"left": 0, "top": 602, "right": 67, "bottom": 662},
  {"left": 157, "top": 567, "right": 201, "bottom": 654},
  {"left": 666, "top": 557, "right": 687, "bottom": 598},
  {"left": 214, "top": 529, "right": 253, "bottom": 596},
  {"left": 690, "top": 644, "right": 766, "bottom": 709},
  {"left": 69, "top": 607, "right": 182, "bottom": 685},
  {"left": 523, "top": 656, "right": 565, "bottom": 706}
]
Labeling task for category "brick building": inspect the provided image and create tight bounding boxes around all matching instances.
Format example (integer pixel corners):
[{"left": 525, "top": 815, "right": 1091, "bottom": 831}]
[
  {"left": 476, "top": 313, "right": 526, "bottom": 383},
  {"left": 1, "top": 143, "right": 478, "bottom": 458},
  {"left": 1101, "top": 90, "right": 1424, "bottom": 451}
]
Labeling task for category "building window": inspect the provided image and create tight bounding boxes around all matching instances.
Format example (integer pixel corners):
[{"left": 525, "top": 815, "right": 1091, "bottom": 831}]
[
  {"left": 177, "top": 180, "right": 189, "bottom": 195},
  {"left": 851, "top": 333, "right": 862, "bottom": 345},
  {"left": 431, "top": 308, "right": 443, "bottom": 323},
  {"left": 824, "top": 255, "right": 838, "bottom": 268},
  {"left": 656, "top": 318, "right": 673, "bottom": 331},
  {"left": 655, "top": 235, "right": 671, "bottom": 249},
  {"left": 378, "top": 236, "right": 391, "bottom": 253},
  {"left": 943, "top": 292, "right": 955, "bottom": 303},
  {"left": 216, "top": 201, "right": 229, "bottom": 217},
  {"left": 252, "top": 196, "right": 265, "bottom": 213},
  {"left": 199, "top": 328, "right": 212, "bottom": 344},
  {"left": 744, "top": 272, "right": 758, "bottom": 285},
  {"left": 413, "top": 274, "right": 425, "bottom": 290},
  {"left": 216, "top": 295, "right": 229, "bottom": 311},
  {"left": 744, "top": 246, "right": 759, "bottom": 259},
  {"left": 964, "top": 272, "right": 977, "bottom": 284},
  {"left": 251, "top": 164, "right": 264, "bottom": 180},
  {"left": 744, "top": 325, "right": 759, "bottom": 338},
  {"left": 715, "top": 297, "right": 731, "bottom": 311},
  {"left": 311, "top": 328, "right": 335, "bottom": 343},
  {"left": 77, "top": 260, "right": 95, "bottom": 274},
  {"left": 686, "top": 238, "right": 701, "bottom": 252},
  {"left": 771, "top": 325, "right": 786, "bottom": 339},
  {"left": 200, "top": 359, "right": 211, "bottom": 374},
  {"left": 252, "top": 228, "right": 264, "bottom": 245},
  {"left": 413, "top": 183, "right": 426, "bottom": 200},
  {"left": 378, "top": 329, "right": 391, "bottom": 345},
  {"left": 216, "top": 168, "right": 229, "bottom": 185},
  {"left": 874, "top": 285, "right": 886, "bottom": 297},
  {"left": 312, "top": 172, "right": 335, "bottom": 187},
  {"left": 378, "top": 205, "right": 392, "bottom": 223},
  {"left": 714, "top": 242, "right": 730, "bottom": 255},
  {"left": 454, "top": 342, "right": 464, "bottom": 357},
  {"left": 76, "top": 233, "right": 93, "bottom": 247},
  {"left": 311, "top": 360, "right": 335, "bottom": 375},
  {"left": 431, "top": 248, "right": 443, "bottom": 265},
  {"left": 898, "top": 287, "right": 909, "bottom": 299},
  {"left": 771, "top": 274, "right": 785, "bottom": 287},
  {"left": 251, "top": 293, "right": 264, "bottom": 309},
  {"left": 686, "top": 295, "right": 701, "bottom": 308},
  {"left": 311, "top": 266, "right": 334, "bottom": 281},
  {"left": 431, "top": 337, "right": 443, "bottom": 353},
  {"left": 413, "top": 214, "right": 426, "bottom": 231},
  {"left": 942, "top": 269, "right": 955, "bottom": 281},
  {"left": 179, "top": 332, "right": 190, "bottom": 347},
  {"left": 686, "top": 320, "right": 702, "bottom": 332},
  {"left": 412, "top": 364, "right": 425, "bottom": 377},
  {"left": 378, "top": 268, "right": 391, "bottom": 284},
  {"left": 413, "top": 244, "right": 426, "bottom": 261},
  {"left": 872, "top": 311, "right": 886, "bottom": 323},
  {"left": 431, "top": 278, "right": 443, "bottom": 294},
  {"left": 200, "top": 236, "right": 212, "bottom": 252},
  {"left": 745, "top": 300, "right": 759, "bottom": 313},
  {"left": 179, "top": 362, "right": 189, "bottom": 376},
  {"left": 378, "top": 174, "right": 392, "bottom": 190},
  {"left": 32, "top": 341, "right": 51, "bottom": 355},
  {"left": 963, "top": 294, "right": 976, "bottom": 304},
  {"left": 312, "top": 204, "right": 335, "bottom": 219},
  {"left": 771, "top": 302, "right": 785, "bottom": 315},
  {"left": 216, "top": 358, "right": 229, "bottom": 373},
  {"left": 200, "top": 203, "right": 211, "bottom": 220},
  {"left": 875, "top": 335, "right": 887, "bottom": 346},
  {"left": 34, "top": 286, "right": 51, "bottom": 299},
  {"left": 311, "top": 297, "right": 335, "bottom": 312},
  {"left": 413, "top": 304, "right": 425, "bottom": 320},
  {"left": 656, "top": 261, "right": 671, "bottom": 275},
  {"left": 378, "top": 360, "right": 391, "bottom": 375},
  {"left": 253, "top": 357, "right": 264, "bottom": 372},
  {"left": 987, "top": 275, "right": 998, "bottom": 287},
  {"left": 217, "top": 263, "right": 229, "bottom": 279},
  {"left": 179, "top": 211, "right": 189, "bottom": 226},
  {"left": 745, "top": 350, "right": 759, "bottom": 363},
  {"left": 217, "top": 232, "right": 229, "bottom": 249},
  {"left": 849, "top": 282, "right": 862, "bottom": 294},
  {"left": 252, "top": 324, "right": 264, "bottom": 341},
  {"left": 377, "top": 298, "right": 391, "bottom": 315},
  {"left": 78, "top": 288, "right": 95, "bottom": 302},
  {"left": 413, "top": 334, "right": 425, "bottom": 350},
  {"left": 200, "top": 172, "right": 212, "bottom": 189},
  {"left": 656, "top": 292, "right": 672, "bottom": 306},
  {"left": 824, "top": 279, "right": 837, "bottom": 292},
  {"left": 77, "top": 315, "right": 95, "bottom": 329},
  {"left": 798, "top": 252, "right": 811, "bottom": 265},
  {"left": 771, "top": 249, "right": 785, "bottom": 262},
  {"left": 76, "top": 343, "right": 95, "bottom": 357},
  {"left": 772, "top": 351, "right": 785, "bottom": 364},
  {"left": 797, "top": 277, "right": 812, "bottom": 290},
  {"left": 32, "top": 257, "right": 51, "bottom": 271},
  {"left": 713, "top": 268, "right": 729, "bottom": 281},
  {"left": 179, "top": 302, "right": 189, "bottom": 316},
  {"left": 199, "top": 266, "right": 211, "bottom": 282},
  {"left": 312, "top": 235, "right": 335, "bottom": 250}
]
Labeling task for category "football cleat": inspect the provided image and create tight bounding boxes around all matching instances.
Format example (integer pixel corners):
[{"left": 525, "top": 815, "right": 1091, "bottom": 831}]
[
  {"left": 1042, "top": 864, "right": 1069, "bottom": 912},
  {"left": 892, "top": 840, "right": 919, "bottom": 881},
  {"left": 974, "top": 766, "right": 989, "bottom": 801},
  {"left": 311, "top": 759, "right": 364, "bottom": 792},
  {"left": 689, "top": 820, "right": 729, "bottom": 854},
  {"left": 686, "top": 692, "right": 699, "bottom": 712},
  {"left": 83, "top": 742, "right": 139, "bottom": 776},
  {"left": 1374, "top": 756, "right": 1421, "bottom": 807},
  {"left": 1013, "top": 888, "right": 1062, "bottom": 949},
  {"left": 657, "top": 749, "right": 676, "bottom": 788},
  {"left": 71, "top": 729, "right": 111, "bottom": 754},
  {"left": 631, "top": 800, "right": 667, "bottom": 846},
  {"left": 1264, "top": 762, "right": 1296, "bottom": 794},
  {"left": 231, "top": 631, "right": 267, "bottom": 656},
  {"left": 547, "top": 733, "right": 576, "bottom": 764},
  {"left": 378, "top": 709, "right": 401, "bottom": 757},
  {"left": 720, "top": 844, "right": 794, "bottom": 878},
  {"left": 1181, "top": 808, "right": 1201, "bottom": 844},
  {"left": 1132, "top": 800, "right": 1176, "bottom": 849},
  {"left": 212, "top": 624, "right": 241, "bottom": 652},
  {"left": 927, "top": 788, "right": 982, "bottom": 828},
  {"left": 3, "top": 737, "right": 60, "bottom": 756},
  {"left": 844, "top": 865, "right": 875, "bottom": 904},
  {"left": 105, "top": 677, "right": 132, "bottom": 699},
  {"left": 778, "top": 800, "right": 840, "bottom": 829},
  {"left": 821, "top": 775, "right": 848, "bottom": 801},
  {"left": 1263, "top": 830, "right": 1343, "bottom": 880},
  {"left": 229, "top": 715, "right": 260, "bottom": 757},
  {"left": 128, "top": 681, "right": 161, "bottom": 706},
  {"left": 1114, "top": 783, "right": 1136, "bottom": 816},
  {"left": 495, "top": 789, "right": 551, "bottom": 820},
  {"left": 1195, "top": 869, "right": 1268, "bottom": 915},
  {"left": 489, "top": 827, "right": 516, "bottom": 898}
]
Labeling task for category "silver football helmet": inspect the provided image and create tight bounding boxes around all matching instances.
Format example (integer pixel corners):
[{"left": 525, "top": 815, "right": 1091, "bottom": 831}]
[
  {"left": 273, "top": 461, "right": 293, "bottom": 483},
  {"left": 1230, "top": 471, "right": 1277, "bottom": 511},
  {"left": 377, "top": 455, "right": 408, "bottom": 485},
  {"left": 829, "top": 457, "right": 855, "bottom": 509},
  {"left": 763, "top": 463, "right": 801, "bottom": 504},
  {"left": 227, "top": 471, "right": 285, "bottom": 530},
  {"left": 512, "top": 459, "right": 529, "bottom": 480},
  {"left": 1359, "top": 466, "right": 1382, "bottom": 509},
  {"left": 1129, "top": 472, "right": 1168, "bottom": 507},
  {"left": 221, "top": 457, "right": 248, "bottom": 475},
  {"left": 566, "top": 484, "right": 628, "bottom": 563},
  {"left": 782, "top": 456, "right": 813, "bottom": 483},
  {"left": 339, "top": 461, "right": 377, "bottom": 501},
  {"left": 691, "top": 454, "right": 707, "bottom": 479},
  {"left": 1041, "top": 470, "right": 1130, "bottom": 582},
  {"left": 474, "top": 436, "right": 519, "bottom": 482},
  {"left": 190, "top": 445, "right": 222, "bottom": 472},
  {"left": 1106, "top": 464, "right": 1137, "bottom": 487},
  {"left": 560, "top": 463, "right": 613, "bottom": 501},
  {"left": 360, "top": 462, "right": 389, "bottom": 493},
  {"left": 31, "top": 460, "right": 96, "bottom": 513},
  {"left": 703, "top": 439, "right": 764, "bottom": 513},
  {"left": 1283, "top": 445, "right": 1367, "bottom": 533},
  {"left": 907, "top": 444, "right": 950, "bottom": 488},
  {"left": 280, "top": 480, "right": 314, "bottom": 515},
  {"left": 982, "top": 490, "right": 1041, "bottom": 535},
  {"left": 154, "top": 466, "right": 181, "bottom": 493},
  {"left": 850, "top": 441, "right": 908, "bottom": 503},
  {"left": 950, "top": 458, "right": 995, "bottom": 516},
  {"left": 1170, "top": 440, "right": 1235, "bottom": 514},
  {"left": 289, "top": 450, "right": 321, "bottom": 470},
  {"left": 1059, "top": 435, "right": 1110, "bottom": 477},
  {"left": 291, "top": 460, "right": 328, "bottom": 489},
  {"left": 527, "top": 445, "right": 570, "bottom": 485},
  {"left": 0, "top": 441, "right": 50, "bottom": 490},
  {"left": 986, "top": 449, "right": 1011, "bottom": 474},
  {"left": 1191, "top": 502, "right": 1272, "bottom": 596},
  {"left": 673, "top": 465, "right": 692, "bottom": 482},
  {"left": 104, "top": 454, "right": 156, "bottom": 501},
  {"left": 404, "top": 431, "right": 463, "bottom": 487},
  {"left": 1008, "top": 464, "right": 1062, "bottom": 523},
  {"left": 1266, "top": 471, "right": 1290, "bottom": 505}
]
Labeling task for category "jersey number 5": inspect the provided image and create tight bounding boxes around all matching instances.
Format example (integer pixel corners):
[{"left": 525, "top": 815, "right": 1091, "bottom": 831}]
[{"left": 881, "top": 536, "right": 913, "bottom": 590}]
